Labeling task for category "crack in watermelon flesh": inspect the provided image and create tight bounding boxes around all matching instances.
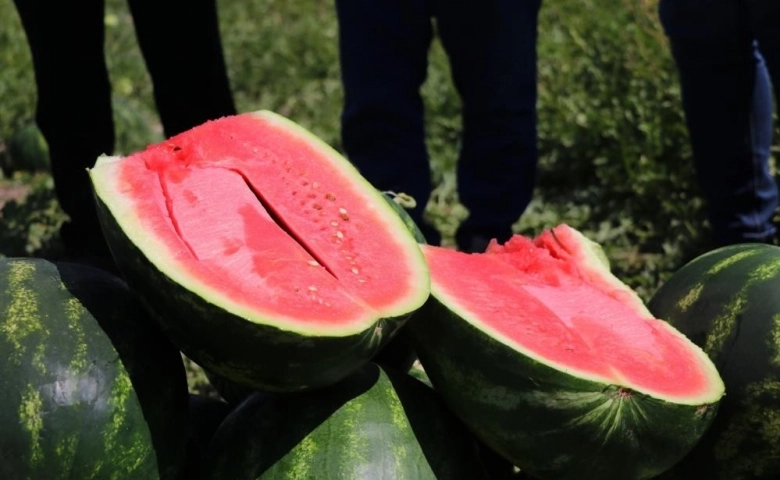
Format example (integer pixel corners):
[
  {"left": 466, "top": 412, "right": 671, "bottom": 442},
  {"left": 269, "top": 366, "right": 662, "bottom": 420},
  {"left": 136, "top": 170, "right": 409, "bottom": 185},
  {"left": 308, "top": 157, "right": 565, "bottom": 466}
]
[
  {"left": 424, "top": 225, "right": 722, "bottom": 402},
  {"left": 91, "top": 112, "right": 428, "bottom": 332}
]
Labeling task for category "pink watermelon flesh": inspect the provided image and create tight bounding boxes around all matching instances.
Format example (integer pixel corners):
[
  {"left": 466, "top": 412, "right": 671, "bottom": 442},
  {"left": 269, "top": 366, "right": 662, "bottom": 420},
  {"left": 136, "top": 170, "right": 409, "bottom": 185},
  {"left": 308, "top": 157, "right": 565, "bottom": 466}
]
[
  {"left": 424, "top": 225, "right": 712, "bottom": 400},
  {"left": 102, "top": 113, "right": 424, "bottom": 328}
]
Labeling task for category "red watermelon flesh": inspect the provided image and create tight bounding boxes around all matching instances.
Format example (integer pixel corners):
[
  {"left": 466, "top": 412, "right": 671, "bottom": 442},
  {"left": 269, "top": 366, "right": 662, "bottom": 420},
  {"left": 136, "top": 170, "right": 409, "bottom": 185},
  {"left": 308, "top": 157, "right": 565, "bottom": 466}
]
[
  {"left": 91, "top": 112, "right": 429, "bottom": 334},
  {"left": 423, "top": 225, "right": 718, "bottom": 403}
]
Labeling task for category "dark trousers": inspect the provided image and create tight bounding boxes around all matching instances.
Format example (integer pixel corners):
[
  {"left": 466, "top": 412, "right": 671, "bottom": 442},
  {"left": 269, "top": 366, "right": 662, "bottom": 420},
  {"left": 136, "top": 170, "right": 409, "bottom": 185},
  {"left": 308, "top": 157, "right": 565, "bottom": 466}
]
[
  {"left": 12, "top": 0, "right": 236, "bottom": 258},
  {"left": 335, "top": 0, "right": 543, "bottom": 248},
  {"left": 659, "top": 0, "right": 779, "bottom": 245}
]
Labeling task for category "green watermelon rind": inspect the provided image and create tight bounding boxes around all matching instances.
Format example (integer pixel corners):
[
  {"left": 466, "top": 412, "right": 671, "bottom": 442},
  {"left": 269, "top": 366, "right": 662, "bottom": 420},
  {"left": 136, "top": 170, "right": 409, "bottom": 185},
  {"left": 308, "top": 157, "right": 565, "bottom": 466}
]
[
  {"left": 409, "top": 295, "right": 722, "bottom": 480},
  {"left": 89, "top": 110, "right": 430, "bottom": 337}
]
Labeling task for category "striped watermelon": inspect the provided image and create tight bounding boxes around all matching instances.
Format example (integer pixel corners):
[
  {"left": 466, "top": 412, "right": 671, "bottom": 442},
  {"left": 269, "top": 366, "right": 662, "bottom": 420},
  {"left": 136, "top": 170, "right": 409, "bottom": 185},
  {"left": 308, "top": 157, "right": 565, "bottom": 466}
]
[
  {"left": 89, "top": 111, "right": 430, "bottom": 393},
  {"left": 202, "top": 363, "right": 489, "bottom": 479},
  {"left": 0, "top": 258, "right": 189, "bottom": 480},
  {"left": 649, "top": 243, "right": 780, "bottom": 479},
  {"left": 408, "top": 225, "right": 725, "bottom": 479}
]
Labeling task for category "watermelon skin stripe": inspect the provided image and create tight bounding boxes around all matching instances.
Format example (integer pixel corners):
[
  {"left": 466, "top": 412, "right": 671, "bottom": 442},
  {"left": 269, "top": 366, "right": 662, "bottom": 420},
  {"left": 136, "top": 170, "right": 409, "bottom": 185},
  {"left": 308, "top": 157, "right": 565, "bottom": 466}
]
[
  {"left": 649, "top": 244, "right": 780, "bottom": 479},
  {"left": 95, "top": 196, "right": 412, "bottom": 392},
  {"left": 0, "top": 259, "right": 188, "bottom": 480},
  {"left": 408, "top": 295, "right": 720, "bottom": 480}
]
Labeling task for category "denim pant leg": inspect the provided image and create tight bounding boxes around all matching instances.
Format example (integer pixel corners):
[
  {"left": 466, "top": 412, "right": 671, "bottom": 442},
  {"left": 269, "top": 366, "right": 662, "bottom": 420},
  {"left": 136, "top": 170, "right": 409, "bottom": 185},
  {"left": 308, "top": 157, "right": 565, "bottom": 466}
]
[
  {"left": 12, "top": 0, "right": 115, "bottom": 258},
  {"left": 335, "top": 0, "right": 440, "bottom": 245},
  {"left": 660, "top": 0, "right": 777, "bottom": 245},
  {"left": 435, "top": 0, "right": 543, "bottom": 248}
]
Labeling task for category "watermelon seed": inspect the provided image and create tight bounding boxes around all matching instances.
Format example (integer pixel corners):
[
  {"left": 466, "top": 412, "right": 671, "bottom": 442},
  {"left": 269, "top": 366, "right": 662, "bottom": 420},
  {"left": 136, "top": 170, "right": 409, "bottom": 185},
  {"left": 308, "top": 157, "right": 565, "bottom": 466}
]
[
  {"left": 326, "top": 193, "right": 336, "bottom": 201},
  {"left": 313, "top": 203, "right": 323, "bottom": 210},
  {"left": 339, "top": 208, "right": 349, "bottom": 221},
  {"left": 336, "top": 231, "right": 344, "bottom": 240},
  {"left": 307, "top": 260, "right": 320, "bottom": 266},
  {"left": 330, "top": 221, "right": 339, "bottom": 227},
  {"left": 308, "top": 286, "right": 318, "bottom": 292},
  {"left": 351, "top": 268, "right": 359, "bottom": 274},
  {"left": 312, "top": 182, "right": 319, "bottom": 189}
]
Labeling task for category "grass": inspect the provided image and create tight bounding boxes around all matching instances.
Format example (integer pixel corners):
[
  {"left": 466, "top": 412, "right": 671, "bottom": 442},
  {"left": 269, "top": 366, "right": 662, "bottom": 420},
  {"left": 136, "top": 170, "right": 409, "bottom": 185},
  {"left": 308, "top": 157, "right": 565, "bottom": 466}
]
[{"left": 1, "top": 0, "right": 775, "bottom": 394}]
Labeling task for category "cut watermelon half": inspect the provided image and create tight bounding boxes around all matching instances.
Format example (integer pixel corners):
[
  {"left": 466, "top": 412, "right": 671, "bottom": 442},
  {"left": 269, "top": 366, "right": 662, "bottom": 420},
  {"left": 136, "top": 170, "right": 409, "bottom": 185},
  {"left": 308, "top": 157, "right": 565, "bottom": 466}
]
[
  {"left": 408, "top": 225, "right": 724, "bottom": 479},
  {"left": 89, "top": 111, "right": 430, "bottom": 392}
]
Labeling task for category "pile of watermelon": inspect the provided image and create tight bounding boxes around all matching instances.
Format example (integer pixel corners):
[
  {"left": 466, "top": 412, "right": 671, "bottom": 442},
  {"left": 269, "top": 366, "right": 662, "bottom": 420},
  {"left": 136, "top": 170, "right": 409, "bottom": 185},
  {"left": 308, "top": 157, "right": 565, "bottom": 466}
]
[{"left": 2, "top": 111, "right": 779, "bottom": 479}]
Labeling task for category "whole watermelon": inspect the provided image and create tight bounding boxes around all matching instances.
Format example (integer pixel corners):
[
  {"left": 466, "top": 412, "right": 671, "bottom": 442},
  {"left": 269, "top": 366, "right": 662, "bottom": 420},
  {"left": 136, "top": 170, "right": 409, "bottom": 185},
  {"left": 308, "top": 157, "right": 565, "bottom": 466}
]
[
  {"left": 0, "top": 258, "right": 189, "bottom": 479},
  {"left": 202, "top": 363, "right": 489, "bottom": 479},
  {"left": 649, "top": 243, "right": 780, "bottom": 479}
]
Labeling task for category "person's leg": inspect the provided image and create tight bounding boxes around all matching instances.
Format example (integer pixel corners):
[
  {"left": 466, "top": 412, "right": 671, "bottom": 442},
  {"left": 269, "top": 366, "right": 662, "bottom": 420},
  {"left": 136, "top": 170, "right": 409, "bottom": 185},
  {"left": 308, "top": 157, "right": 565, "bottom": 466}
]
[
  {"left": 435, "top": 0, "right": 543, "bottom": 252},
  {"left": 12, "top": 0, "right": 116, "bottom": 263},
  {"left": 749, "top": 0, "right": 780, "bottom": 242},
  {"left": 128, "top": 0, "right": 236, "bottom": 137},
  {"left": 749, "top": 1, "right": 780, "bottom": 93},
  {"left": 660, "top": 0, "right": 777, "bottom": 245},
  {"left": 335, "top": 0, "right": 440, "bottom": 245}
]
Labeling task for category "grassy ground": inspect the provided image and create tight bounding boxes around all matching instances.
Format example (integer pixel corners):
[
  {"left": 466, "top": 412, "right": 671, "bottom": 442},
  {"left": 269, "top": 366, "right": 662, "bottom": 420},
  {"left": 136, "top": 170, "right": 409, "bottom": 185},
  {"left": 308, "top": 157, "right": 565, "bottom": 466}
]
[{"left": 1, "top": 0, "right": 777, "bottom": 393}]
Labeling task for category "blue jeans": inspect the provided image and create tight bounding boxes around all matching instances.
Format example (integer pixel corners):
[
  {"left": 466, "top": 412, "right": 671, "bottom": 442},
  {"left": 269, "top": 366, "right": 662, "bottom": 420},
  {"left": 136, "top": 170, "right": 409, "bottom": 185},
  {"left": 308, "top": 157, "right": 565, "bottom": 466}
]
[
  {"left": 659, "top": 0, "right": 779, "bottom": 245},
  {"left": 335, "top": 0, "right": 543, "bottom": 249}
]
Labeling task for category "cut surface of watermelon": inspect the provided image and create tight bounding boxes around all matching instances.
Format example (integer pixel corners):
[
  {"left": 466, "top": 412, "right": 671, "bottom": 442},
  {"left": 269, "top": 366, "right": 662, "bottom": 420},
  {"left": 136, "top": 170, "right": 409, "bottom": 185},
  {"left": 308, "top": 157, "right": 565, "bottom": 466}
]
[
  {"left": 424, "top": 225, "right": 722, "bottom": 404},
  {"left": 90, "top": 111, "right": 428, "bottom": 336}
]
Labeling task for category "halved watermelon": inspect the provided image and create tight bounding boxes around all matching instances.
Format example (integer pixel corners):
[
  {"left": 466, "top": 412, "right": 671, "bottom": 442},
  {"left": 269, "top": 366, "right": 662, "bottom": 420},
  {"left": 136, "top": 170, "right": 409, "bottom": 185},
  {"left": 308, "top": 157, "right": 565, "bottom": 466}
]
[
  {"left": 89, "top": 110, "right": 430, "bottom": 392},
  {"left": 408, "top": 225, "right": 725, "bottom": 479}
]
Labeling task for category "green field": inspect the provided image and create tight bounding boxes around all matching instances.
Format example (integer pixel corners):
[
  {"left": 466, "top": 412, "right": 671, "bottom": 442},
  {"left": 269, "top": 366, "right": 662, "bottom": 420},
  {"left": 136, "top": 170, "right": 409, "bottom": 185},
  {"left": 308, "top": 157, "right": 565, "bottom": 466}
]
[{"left": 0, "top": 1, "right": 775, "bottom": 313}]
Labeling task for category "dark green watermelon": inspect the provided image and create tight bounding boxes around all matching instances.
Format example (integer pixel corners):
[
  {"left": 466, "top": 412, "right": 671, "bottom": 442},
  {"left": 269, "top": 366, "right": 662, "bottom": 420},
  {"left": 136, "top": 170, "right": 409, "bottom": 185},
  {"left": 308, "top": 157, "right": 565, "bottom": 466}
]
[
  {"left": 0, "top": 258, "right": 189, "bottom": 479},
  {"left": 202, "top": 363, "right": 489, "bottom": 479},
  {"left": 649, "top": 243, "right": 780, "bottom": 479}
]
